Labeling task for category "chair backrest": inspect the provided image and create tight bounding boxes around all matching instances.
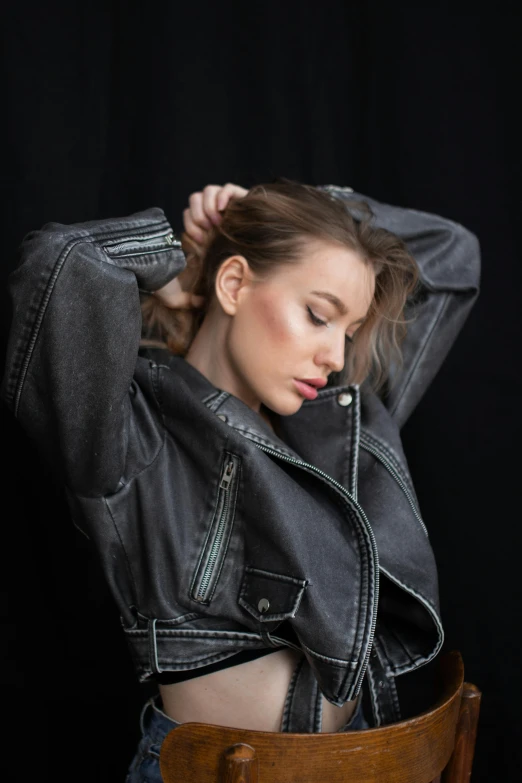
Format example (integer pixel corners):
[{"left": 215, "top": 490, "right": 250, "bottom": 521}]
[{"left": 159, "top": 650, "right": 481, "bottom": 783}]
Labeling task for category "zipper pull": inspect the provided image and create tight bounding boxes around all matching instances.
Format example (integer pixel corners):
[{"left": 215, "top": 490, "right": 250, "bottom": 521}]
[{"left": 220, "top": 461, "right": 235, "bottom": 490}]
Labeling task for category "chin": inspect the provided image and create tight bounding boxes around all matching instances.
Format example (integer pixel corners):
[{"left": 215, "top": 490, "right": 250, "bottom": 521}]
[{"left": 263, "top": 394, "right": 303, "bottom": 418}]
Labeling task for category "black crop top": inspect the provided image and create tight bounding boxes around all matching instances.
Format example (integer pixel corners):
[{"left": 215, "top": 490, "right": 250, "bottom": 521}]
[
  {"left": 155, "top": 648, "right": 278, "bottom": 684},
  {"left": 155, "top": 621, "right": 298, "bottom": 685}
]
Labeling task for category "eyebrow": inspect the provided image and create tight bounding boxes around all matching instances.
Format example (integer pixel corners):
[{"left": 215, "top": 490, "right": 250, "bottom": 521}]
[{"left": 310, "top": 290, "right": 366, "bottom": 325}]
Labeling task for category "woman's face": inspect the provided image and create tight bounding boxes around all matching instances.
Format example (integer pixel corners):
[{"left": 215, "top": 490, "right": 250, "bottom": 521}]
[{"left": 222, "top": 240, "right": 375, "bottom": 416}]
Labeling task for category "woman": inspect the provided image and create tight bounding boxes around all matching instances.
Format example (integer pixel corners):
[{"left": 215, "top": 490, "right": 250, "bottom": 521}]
[{"left": 1, "top": 179, "right": 480, "bottom": 782}]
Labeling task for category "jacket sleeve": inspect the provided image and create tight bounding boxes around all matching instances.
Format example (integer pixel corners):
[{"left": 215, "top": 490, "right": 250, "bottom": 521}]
[
  {"left": 1, "top": 208, "right": 185, "bottom": 495},
  {"left": 319, "top": 185, "right": 481, "bottom": 428}
]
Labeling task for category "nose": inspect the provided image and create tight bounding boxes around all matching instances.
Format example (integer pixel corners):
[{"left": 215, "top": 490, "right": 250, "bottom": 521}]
[{"left": 315, "top": 331, "right": 346, "bottom": 374}]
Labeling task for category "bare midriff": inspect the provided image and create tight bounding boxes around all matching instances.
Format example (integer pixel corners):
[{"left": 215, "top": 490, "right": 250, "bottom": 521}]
[{"left": 158, "top": 648, "right": 358, "bottom": 733}]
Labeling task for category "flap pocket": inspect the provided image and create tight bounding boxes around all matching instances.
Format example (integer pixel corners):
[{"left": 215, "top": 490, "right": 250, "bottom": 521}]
[{"left": 238, "top": 566, "right": 308, "bottom": 622}]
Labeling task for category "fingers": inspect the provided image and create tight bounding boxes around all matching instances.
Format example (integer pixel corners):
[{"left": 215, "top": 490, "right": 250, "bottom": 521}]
[
  {"left": 183, "top": 206, "right": 207, "bottom": 245},
  {"left": 183, "top": 183, "right": 248, "bottom": 242},
  {"left": 183, "top": 186, "right": 221, "bottom": 246},
  {"left": 190, "top": 188, "right": 217, "bottom": 228},
  {"left": 202, "top": 185, "right": 225, "bottom": 225},
  {"left": 216, "top": 182, "right": 249, "bottom": 212}
]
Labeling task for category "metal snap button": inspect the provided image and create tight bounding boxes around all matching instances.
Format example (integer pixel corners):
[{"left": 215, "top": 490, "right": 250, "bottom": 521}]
[
  {"left": 337, "top": 392, "right": 353, "bottom": 407},
  {"left": 258, "top": 598, "right": 270, "bottom": 613},
  {"left": 217, "top": 414, "right": 227, "bottom": 422}
]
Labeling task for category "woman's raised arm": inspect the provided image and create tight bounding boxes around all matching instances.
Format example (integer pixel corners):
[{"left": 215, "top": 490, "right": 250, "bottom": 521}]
[
  {"left": 1, "top": 208, "right": 186, "bottom": 496},
  {"left": 320, "top": 185, "right": 481, "bottom": 428}
]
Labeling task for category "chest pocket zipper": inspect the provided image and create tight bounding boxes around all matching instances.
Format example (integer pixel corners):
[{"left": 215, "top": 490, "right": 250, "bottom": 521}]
[
  {"left": 190, "top": 453, "right": 241, "bottom": 604},
  {"left": 103, "top": 229, "right": 179, "bottom": 258}
]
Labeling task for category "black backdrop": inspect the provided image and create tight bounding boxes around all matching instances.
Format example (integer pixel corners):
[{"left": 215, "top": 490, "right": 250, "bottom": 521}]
[{"left": 1, "top": 4, "right": 521, "bottom": 781}]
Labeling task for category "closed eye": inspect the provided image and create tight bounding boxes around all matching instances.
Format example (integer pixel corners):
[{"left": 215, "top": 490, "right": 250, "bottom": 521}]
[
  {"left": 306, "top": 305, "right": 327, "bottom": 327},
  {"left": 308, "top": 305, "right": 354, "bottom": 343}
]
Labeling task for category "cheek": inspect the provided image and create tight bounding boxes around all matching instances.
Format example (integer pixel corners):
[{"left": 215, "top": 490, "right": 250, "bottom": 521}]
[{"left": 249, "top": 292, "right": 302, "bottom": 348}]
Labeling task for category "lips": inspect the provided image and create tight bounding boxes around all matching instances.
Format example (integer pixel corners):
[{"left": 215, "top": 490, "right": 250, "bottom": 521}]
[
  {"left": 300, "top": 378, "right": 327, "bottom": 389},
  {"left": 293, "top": 378, "right": 327, "bottom": 400}
]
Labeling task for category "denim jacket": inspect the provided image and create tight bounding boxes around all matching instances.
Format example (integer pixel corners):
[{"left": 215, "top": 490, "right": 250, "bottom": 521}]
[{"left": 1, "top": 186, "right": 480, "bottom": 726}]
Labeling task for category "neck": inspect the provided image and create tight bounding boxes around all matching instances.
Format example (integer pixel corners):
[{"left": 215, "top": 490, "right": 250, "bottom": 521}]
[{"left": 185, "top": 310, "right": 261, "bottom": 413}]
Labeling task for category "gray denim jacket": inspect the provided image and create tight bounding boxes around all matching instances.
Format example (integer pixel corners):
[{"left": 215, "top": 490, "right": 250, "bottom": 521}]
[{"left": 1, "top": 186, "right": 480, "bottom": 726}]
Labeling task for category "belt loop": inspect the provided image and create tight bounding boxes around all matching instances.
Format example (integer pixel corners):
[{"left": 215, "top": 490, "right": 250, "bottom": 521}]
[
  {"left": 366, "top": 639, "right": 401, "bottom": 727},
  {"left": 312, "top": 679, "right": 323, "bottom": 733},
  {"left": 281, "top": 656, "right": 322, "bottom": 733},
  {"left": 139, "top": 696, "right": 155, "bottom": 735},
  {"left": 149, "top": 618, "right": 163, "bottom": 675}
]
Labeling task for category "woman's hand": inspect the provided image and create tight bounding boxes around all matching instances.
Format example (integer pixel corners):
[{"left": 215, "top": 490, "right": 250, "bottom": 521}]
[
  {"left": 153, "top": 182, "right": 247, "bottom": 309},
  {"left": 183, "top": 182, "right": 248, "bottom": 256}
]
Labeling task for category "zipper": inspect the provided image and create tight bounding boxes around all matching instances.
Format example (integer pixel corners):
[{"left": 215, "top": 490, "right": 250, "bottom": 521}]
[
  {"left": 360, "top": 435, "right": 428, "bottom": 537},
  {"left": 191, "top": 455, "right": 240, "bottom": 603},
  {"left": 252, "top": 443, "right": 379, "bottom": 698},
  {"left": 103, "top": 229, "right": 179, "bottom": 258}
]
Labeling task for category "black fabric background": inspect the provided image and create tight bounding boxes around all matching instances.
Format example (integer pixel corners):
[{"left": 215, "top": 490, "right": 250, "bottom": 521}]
[{"left": 1, "top": 4, "right": 520, "bottom": 780}]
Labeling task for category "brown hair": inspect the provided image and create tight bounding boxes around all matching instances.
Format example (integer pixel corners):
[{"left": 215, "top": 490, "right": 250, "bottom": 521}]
[{"left": 141, "top": 179, "right": 419, "bottom": 390}]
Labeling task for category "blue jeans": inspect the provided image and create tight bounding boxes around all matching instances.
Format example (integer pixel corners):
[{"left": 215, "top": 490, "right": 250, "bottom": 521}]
[{"left": 126, "top": 694, "right": 370, "bottom": 783}]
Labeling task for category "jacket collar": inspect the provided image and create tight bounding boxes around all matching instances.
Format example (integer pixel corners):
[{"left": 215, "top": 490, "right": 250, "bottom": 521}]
[
  {"left": 155, "top": 353, "right": 359, "bottom": 472},
  {"left": 167, "top": 356, "right": 302, "bottom": 459}
]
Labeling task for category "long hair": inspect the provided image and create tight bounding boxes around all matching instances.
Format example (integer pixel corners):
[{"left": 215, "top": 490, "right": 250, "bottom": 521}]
[{"left": 141, "top": 179, "right": 419, "bottom": 390}]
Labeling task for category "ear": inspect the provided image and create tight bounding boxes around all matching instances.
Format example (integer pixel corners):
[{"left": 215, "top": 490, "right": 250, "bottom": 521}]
[{"left": 214, "top": 255, "right": 252, "bottom": 316}]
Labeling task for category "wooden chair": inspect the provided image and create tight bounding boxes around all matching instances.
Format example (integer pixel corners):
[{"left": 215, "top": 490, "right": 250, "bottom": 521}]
[{"left": 159, "top": 650, "right": 481, "bottom": 783}]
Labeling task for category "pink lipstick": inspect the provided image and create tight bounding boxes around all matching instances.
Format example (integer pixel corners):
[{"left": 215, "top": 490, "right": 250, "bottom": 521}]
[{"left": 293, "top": 378, "right": 327, "bottom": 400}]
